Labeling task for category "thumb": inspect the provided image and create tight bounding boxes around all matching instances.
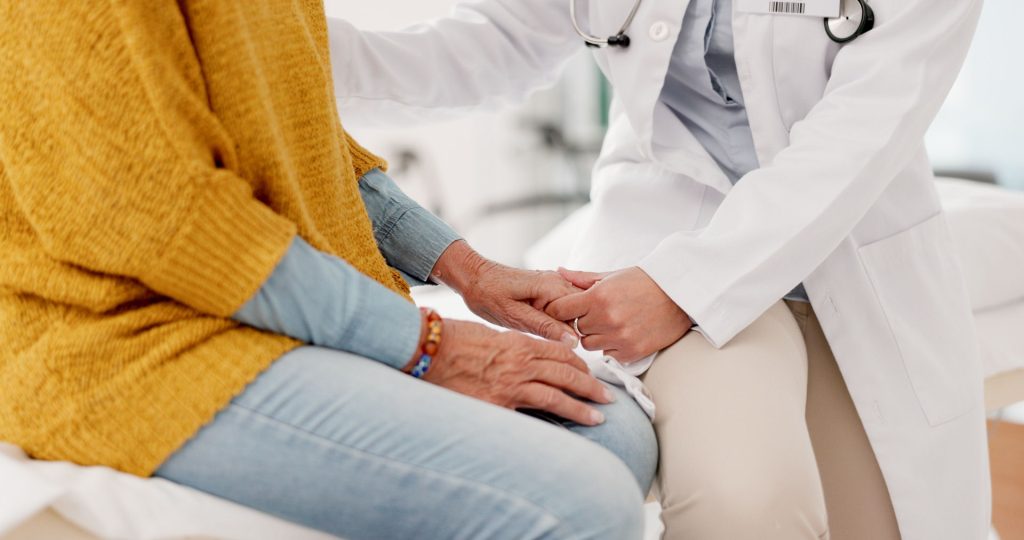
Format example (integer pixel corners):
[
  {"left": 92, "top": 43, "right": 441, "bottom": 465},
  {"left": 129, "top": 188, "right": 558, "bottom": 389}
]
[
  {"left": 506, "top": 301, "right": 578, "bottom": 347},
  {"left": 557, "top": 268, "right": 608, "bottom": 290}
]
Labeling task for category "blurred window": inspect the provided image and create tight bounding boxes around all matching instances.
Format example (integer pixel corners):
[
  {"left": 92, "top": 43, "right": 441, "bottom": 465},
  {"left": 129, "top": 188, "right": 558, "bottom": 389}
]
[{"left": 926, "top": 0, "right": 1024, "bottom": 189}]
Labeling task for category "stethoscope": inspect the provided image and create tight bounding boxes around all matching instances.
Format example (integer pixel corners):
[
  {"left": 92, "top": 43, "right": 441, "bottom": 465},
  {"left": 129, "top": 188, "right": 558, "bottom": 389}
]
[{"left": 570, "top": 0, "right": 874, "bottom": 48}]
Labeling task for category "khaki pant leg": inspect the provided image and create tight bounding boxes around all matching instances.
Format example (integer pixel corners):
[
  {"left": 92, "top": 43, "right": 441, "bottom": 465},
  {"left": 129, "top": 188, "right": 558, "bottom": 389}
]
[
  {"left": 642, "top": 301, "right": 828, "bottom": 540},
  {"left": 788, "top": 301, "right": 901, "bottom": 540}
]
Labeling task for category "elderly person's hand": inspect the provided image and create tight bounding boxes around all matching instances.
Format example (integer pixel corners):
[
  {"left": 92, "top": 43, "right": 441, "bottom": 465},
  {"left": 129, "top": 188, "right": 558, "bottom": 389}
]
[
  {"left": 432, "top": 240, "right": 582, "bottom": 346},
  {"left": 414, "top": 319, "right": 614, "bottom": 426},
  {"left": 546, "top": 267, "right": 693, "bottom": 364}
]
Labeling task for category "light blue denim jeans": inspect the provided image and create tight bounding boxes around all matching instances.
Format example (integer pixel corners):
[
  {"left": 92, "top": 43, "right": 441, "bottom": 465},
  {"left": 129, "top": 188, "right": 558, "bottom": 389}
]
[{"left": 154, "top": 346, "right": 658, "bottom": 539}]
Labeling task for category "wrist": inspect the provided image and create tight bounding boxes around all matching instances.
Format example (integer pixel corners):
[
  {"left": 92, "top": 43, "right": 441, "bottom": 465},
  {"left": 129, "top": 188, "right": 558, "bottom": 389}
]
[
  {"left": 403, "top": 308, "right": 443, "bottom": 378},
  {"left": 403, "top": 310, "right": 430, "bottom": 372},
  {"left": 430, "top": 240, "right": 489, "bottom": 295}
]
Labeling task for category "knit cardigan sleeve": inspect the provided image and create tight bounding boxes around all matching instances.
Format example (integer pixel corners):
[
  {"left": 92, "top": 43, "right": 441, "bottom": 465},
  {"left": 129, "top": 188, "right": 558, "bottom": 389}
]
[{"left": 0, "top": 2, "right": 296, "bottom": 317}]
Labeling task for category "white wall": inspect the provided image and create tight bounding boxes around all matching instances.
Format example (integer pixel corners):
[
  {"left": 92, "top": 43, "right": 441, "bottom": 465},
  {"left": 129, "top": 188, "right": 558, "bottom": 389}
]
[
  {"left": 925, "top": 0, "right": 1024, "bottom": 189},
  {"left": 323, "top": 0, "right": 600, "bottom": 265}
]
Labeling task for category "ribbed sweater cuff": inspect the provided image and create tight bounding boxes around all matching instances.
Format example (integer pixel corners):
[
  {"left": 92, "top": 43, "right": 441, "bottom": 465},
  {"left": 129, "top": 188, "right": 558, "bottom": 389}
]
[
  {"left": 345, "top": 131, "right": 388, "bottom": 178},
  {"left": 142, "top": 171, "right": 297, "bottom": 317}
]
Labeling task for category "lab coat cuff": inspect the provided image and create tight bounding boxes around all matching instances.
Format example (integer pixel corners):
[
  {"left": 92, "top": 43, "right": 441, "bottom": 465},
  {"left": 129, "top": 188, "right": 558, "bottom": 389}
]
[{"left": 637, "top": 253, "right": 741, "bottom": 350}]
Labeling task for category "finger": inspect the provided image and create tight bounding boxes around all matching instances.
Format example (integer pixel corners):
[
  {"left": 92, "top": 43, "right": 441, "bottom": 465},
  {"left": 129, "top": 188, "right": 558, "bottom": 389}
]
[
  {"left": 533, "top": 339, "right": 589, "bottom": 373},
  {"left": 605, "top": 349, "right": 644, "bottom": 365},
  {"left": 571, "top": 311, "right": 604, "bottom": 337},
  {"left": 574, "top": 310, "right": 618, "bottom": 340},
  {"left": 580, "top": 334, "right": 613, "bottom": 352},
  {"left": 516, "top": 383, "right": 605, "bottom": 426},
  {"left": 506, "top": 301, "right": 577, "bottom": 346},
  {"left": 532, "top": 272, "right": 584, "bottom": 306},
  {"left": 557, "top": 268, "right": 608, "bottom": 290},
  {"left": 545, "top": 290, "right": 592, "bottom": 322},
  {"left": 528, "top": 360, "right": 612, "bottom": 404}
]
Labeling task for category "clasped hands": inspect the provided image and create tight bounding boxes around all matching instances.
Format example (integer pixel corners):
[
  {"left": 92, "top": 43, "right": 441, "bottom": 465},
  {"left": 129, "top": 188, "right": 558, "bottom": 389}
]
[{"left": 421, "top": 240, "right": 691, "bottom": 426}]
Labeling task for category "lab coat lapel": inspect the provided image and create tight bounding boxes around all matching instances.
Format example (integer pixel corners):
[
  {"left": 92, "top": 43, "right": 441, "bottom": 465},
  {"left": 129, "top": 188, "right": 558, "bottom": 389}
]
[
  {"left": 733, "top": 7, "right": 840, "bottom": 168},
  {"left": 731, "top": 9, "right": 791, "bottom": 168},
  {"left": 593, "top": 0, "right": 690, "bottom": 159}
]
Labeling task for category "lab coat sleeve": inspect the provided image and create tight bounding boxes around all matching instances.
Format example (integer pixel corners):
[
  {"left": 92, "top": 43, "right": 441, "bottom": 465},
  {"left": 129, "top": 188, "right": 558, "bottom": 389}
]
[
  {"left": 327, "top": 0, "right": 582, "bottom": 124},
  {"left": 637, "top": 0, "right": 983, "bottom": 348}
]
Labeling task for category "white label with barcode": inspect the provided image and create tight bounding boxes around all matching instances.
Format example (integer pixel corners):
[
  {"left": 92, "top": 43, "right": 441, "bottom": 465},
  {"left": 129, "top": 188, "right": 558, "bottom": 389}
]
[{"left": 737, "top": 0, "right": 840, "bottom": 18}]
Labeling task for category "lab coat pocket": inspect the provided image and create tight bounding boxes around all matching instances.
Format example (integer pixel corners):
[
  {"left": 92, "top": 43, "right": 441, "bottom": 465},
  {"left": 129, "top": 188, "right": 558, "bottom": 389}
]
[{"left": 858, "top": 212, "right": 978, "bottom": 426}]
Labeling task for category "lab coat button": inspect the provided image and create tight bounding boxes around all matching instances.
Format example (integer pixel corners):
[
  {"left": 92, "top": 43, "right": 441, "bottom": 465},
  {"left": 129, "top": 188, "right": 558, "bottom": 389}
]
[{"left": 649, "top": 22, "right": 669, "bottom": 41}]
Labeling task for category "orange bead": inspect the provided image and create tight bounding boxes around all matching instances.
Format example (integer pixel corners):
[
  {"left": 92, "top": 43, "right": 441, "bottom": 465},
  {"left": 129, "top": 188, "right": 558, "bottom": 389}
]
[{"left": 424, "top": 341, "right": 438, "bottom": 355}]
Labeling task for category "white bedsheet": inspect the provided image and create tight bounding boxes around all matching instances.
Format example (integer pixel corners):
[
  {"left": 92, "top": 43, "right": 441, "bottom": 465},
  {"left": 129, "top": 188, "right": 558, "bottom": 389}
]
[
  {"left": 936, "top": 178, "right": 1024, "bottom": 311},
  {"left": 975, "top": 301, "right": 1024, "bottom": 378},
  {"left": 0, "top": 444, "right": 334, "bottom": 540},
  {"left": 0, "top": 439, "right": 664, "bottom": 540}
]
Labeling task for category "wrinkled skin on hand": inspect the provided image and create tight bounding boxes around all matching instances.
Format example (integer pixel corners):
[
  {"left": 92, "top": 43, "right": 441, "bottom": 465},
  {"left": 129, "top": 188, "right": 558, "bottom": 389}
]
[
  {"left": 424, "top": 319, "right": 613, "bottom": 426},
  {"left": 432, "top": 240, "right": 581, "bottom": 346}
]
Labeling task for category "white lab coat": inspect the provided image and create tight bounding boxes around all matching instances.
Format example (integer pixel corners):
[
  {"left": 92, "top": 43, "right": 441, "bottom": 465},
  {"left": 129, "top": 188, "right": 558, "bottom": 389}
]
[{"left": 328, "top": 0, "right": 990, "bottom": 537}]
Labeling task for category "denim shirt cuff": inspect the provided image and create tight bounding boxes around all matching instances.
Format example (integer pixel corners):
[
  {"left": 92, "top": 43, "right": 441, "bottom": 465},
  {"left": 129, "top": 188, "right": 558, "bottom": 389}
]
[
  {"left": 381, "top": 206, "right": 461, "bottom": 283},
  {"left": 359, "top": 169, "right": 461, "bottom": 284}
]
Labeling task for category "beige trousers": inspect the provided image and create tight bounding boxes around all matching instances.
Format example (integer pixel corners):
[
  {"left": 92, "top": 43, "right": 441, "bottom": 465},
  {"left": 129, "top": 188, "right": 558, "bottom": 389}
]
[{"left": 641, "top": 301, "right": 901, "bottom": 540}]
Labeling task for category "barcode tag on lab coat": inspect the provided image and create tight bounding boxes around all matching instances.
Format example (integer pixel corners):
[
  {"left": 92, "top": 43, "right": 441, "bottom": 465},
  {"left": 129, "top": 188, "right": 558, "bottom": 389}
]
[{"left": 736, "top": 0, "right": 841, "bottom": 18}]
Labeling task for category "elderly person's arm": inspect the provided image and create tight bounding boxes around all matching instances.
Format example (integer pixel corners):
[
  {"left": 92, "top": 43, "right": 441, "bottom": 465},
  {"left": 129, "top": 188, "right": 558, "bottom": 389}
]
[
  {"left": 233, "top": 167, "right": 608, "bottom": 425},
  {"left": 358, "top": 168, "right": 581, "bottom": 344},
  {"left": 233, "top": 232, "right": 610, "bottom": 426}
]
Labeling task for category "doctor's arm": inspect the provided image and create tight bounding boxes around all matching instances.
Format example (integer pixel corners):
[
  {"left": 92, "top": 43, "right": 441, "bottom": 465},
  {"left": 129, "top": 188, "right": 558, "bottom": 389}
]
[
  {"left": 551, "top": 0, "right": 983, "bottom": 358},
  {"left": 327, "top": 0, "right": 582, "bottom": 123}
]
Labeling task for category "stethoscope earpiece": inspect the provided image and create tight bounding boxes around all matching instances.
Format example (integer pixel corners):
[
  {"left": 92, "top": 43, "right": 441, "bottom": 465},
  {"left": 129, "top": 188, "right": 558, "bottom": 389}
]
[
  {"left": 570, "top": 0, "right": 642, "bottom": 49},
  {"left": 606, "top": 34, "right": 631, "bottom": 48}
]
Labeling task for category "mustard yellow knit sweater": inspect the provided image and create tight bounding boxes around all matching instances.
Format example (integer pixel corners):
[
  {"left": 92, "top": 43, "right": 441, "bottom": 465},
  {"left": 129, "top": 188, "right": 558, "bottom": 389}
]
[{"left": 0, "top": 1, "right": 411, "bottom": 476}]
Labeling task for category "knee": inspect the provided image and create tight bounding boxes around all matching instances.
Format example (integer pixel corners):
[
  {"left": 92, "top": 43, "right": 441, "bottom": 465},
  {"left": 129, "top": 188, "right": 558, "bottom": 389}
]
[
  {"left": 546, "top": 445, "right": 647, "bottom": 540},
  {"left": 583, "top": 386, "right": 658, "bottom": 493},
  {"left": 660, "top": 455, "right": 827, "bottom": 539}
]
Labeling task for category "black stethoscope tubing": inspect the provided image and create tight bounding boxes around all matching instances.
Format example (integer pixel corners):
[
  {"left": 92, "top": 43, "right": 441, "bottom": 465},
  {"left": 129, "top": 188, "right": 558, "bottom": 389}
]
[{"left": 569, "top": 0, "right": 874, "bottom": 49}]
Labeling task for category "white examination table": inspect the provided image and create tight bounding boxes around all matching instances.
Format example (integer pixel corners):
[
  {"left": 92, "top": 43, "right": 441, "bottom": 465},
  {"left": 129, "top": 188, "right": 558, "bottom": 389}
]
[{"left": 2, "top": 178, "right": 1022, "bottom": 540}]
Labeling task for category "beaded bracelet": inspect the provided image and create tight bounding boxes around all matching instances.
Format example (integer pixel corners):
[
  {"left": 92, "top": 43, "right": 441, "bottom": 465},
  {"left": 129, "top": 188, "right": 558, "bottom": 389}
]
[{"left": 410, "top": 308, "right": 443, "bottom": 379}]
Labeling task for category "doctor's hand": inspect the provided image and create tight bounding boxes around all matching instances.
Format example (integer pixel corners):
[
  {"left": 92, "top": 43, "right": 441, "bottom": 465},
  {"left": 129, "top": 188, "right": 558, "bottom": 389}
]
[
  {"left": 546, "top": 267, "right": 693, "bottom": 364},
  {"left": 422, "top": 319, "right": 613, "bottom": 426},
  {"left": 431, "top": 240, "right": 581, "bottom": 346}
]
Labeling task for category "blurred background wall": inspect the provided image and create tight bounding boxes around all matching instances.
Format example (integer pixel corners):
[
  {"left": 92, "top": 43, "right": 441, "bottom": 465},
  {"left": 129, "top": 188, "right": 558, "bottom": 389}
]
[{"left": 324, "top": 0, "right": 1023, "bottom": 266}]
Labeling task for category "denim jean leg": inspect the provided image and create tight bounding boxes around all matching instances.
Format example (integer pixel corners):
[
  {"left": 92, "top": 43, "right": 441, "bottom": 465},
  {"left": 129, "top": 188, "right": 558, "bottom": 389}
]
[
  {"left": 566, "top": 384, "right": 658, "bottom": 495},
  {"left": 155, "top": 346, "right": 648, "bottom": 540}
]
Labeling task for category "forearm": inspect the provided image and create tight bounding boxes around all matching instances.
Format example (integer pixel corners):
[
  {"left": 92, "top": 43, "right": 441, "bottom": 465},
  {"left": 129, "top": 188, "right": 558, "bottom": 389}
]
[
  {"left": 234, "top": 236, "right": 423, "bottom": 369},
  {"left": 429, "top": 239, "right": 490, "bottom": 295},
  {"left": 328, "top": 1, "right": 580, "bottom": 123},
  {"left": 358, "top": 169, "right": 461, "bottom": 286}
]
